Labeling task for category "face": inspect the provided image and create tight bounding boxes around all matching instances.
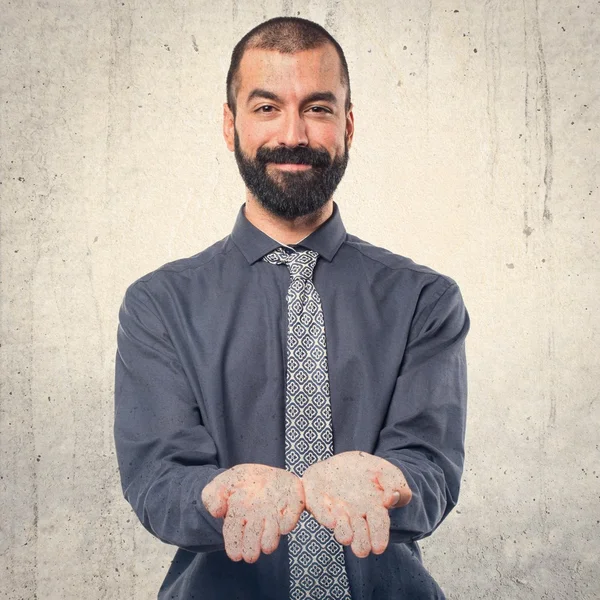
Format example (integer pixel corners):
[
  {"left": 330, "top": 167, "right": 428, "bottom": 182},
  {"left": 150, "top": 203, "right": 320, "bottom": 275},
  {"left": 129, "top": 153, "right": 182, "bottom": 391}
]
[{"left": 223, "top": 44, "right": 354, "bottom": 220}]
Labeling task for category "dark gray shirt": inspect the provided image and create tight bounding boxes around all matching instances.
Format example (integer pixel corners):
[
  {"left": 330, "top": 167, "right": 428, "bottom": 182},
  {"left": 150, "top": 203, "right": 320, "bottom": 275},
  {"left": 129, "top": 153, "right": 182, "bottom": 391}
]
[{"left": 114, "top": 201, "right": 470, "bottom": 599}]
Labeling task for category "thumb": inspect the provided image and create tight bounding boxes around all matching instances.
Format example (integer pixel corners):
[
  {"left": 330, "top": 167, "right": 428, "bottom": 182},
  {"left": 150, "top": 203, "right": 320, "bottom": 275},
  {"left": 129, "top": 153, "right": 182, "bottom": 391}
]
[
  {"left": 279, "top": 497, "right": 305, "bottom": 534},
  {"left": 379, "top": 465, "right": 412, "bottom": 508},
  {"left": 277, "top": 473, "right": 306, "bottom": 534},
  {"left": 201, "top": 481, "right": 229, "bottom": 518},
  {"left": 381, "top": 487, "right": 401, "bottom": 509}
]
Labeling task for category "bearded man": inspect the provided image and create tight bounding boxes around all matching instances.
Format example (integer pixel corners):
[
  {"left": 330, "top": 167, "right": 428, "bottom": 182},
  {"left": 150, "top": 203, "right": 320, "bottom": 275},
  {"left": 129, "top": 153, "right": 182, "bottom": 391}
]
[{"left": 114, "top": 16, "right": 470, "bottom": 600}]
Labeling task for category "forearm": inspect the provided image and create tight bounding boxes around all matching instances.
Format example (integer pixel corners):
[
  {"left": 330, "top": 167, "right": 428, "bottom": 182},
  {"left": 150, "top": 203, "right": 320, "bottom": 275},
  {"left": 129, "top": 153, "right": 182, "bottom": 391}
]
[
  {"left": 374, "top": 279, "right": 469, "bottom": 543},
  {"left": 120, "top": 447, "right": 228, "bottom": 552},
  {"left": 114, "top": 281, "right": 229, "bottom": 553},
  {"left": 375, "top": 359, "right": 467, "bottom": 543},
  {"left": 378, "top": 451, "right": 460, "bottom": 543}
]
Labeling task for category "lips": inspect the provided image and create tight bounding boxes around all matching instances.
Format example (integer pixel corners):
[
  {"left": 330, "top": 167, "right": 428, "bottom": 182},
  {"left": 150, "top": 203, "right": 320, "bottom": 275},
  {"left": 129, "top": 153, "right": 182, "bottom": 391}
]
[{"left": 271, "top": 163, "right": 313, "bottom": 171}]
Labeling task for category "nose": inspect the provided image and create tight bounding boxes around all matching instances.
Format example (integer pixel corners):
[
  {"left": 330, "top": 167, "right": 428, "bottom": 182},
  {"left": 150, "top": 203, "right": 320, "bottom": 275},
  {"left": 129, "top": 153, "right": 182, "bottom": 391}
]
[{"left": 277, "top": 110, "right": 308, "bottom": 148}]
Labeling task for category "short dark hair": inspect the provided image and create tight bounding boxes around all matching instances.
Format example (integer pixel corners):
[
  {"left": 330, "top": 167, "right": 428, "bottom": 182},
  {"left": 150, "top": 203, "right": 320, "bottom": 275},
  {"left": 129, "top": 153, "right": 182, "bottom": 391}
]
[{"left": 226, "top": 17, "right": 351, "bottom": 117}]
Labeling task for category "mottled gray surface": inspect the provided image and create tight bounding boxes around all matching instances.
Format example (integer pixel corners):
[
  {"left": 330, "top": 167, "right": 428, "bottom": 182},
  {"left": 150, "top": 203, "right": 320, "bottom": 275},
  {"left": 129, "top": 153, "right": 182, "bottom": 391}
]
[{"left": 1, "top": 1, "right": 598, "bottom": 599}]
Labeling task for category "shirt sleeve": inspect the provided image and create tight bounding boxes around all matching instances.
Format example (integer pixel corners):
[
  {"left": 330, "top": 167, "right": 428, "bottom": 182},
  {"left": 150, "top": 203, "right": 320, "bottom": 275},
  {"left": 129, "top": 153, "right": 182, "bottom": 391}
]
[
  {"left": 113, "top": 280, "right": 228, "bottom": 553},
  {"left": 374, "top": 278, "right": 470, "bottom": 544}
]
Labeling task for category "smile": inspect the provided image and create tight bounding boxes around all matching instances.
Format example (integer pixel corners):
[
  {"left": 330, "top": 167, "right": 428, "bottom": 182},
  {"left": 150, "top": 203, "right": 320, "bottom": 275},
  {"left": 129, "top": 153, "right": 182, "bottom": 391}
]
[{"left": 270, "top": 163, "right": 313, "bottom": 171}]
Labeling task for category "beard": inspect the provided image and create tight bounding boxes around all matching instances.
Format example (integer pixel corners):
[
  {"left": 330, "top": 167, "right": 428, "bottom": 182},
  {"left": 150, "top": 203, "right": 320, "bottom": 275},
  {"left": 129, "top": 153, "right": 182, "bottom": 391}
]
[{"left": 233, "top": 129, "right": 349, "bottom": 220}]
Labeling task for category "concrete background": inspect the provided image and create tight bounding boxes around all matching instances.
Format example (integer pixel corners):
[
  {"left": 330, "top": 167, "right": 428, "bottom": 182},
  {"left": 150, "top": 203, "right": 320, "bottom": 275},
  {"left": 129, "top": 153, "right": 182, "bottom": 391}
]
[{"left": 1, "top": 0, "right": 598, "bottom": 598}]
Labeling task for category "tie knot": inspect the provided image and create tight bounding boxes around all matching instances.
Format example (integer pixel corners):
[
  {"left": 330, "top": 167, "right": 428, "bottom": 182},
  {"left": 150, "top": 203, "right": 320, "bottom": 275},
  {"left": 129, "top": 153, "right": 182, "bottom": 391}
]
[{"left": 262, "top": 247, "right": 319, "bottom": 280}]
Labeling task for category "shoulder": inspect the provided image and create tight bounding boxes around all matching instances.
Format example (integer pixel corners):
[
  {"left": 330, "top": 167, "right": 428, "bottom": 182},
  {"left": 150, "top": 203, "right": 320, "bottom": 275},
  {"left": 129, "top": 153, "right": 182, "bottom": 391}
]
[
  {"left": 123, "top": 235, "right": 233, "bottom": 301},
  {"left": 344, "top": 233, "right": 459, "bottom": 296},
  {"left": 342, "top": 234, "right": 468, "bottom": 337},
  {"left": 346, "top": 234, "right": 469, "bottom": 338}
]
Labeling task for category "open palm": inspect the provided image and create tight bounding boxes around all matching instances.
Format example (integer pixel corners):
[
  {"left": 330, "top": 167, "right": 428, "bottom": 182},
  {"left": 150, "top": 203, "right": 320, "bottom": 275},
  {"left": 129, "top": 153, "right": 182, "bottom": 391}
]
[{"left": 302, "top": 451, "right": 412, "bottom": 557}]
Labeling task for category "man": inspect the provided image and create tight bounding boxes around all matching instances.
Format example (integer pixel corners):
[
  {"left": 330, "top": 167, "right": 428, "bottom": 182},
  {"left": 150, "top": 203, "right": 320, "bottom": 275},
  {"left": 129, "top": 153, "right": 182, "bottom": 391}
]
[{"left": 114, "top": 16, "right": 470, "bottom": 600}]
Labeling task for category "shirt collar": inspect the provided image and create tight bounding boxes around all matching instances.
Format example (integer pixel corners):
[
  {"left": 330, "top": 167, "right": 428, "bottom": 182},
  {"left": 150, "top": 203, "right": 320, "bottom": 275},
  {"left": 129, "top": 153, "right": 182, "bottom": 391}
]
[{"left": 230, "top": 201, "right": 347, "bottom": 264}]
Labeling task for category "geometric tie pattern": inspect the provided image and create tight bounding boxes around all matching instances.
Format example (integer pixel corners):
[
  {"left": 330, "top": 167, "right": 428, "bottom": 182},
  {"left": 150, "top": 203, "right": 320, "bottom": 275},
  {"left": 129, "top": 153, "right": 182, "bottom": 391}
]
[{"left": 262, "top": 247, "right": 352, "bottom": 600}]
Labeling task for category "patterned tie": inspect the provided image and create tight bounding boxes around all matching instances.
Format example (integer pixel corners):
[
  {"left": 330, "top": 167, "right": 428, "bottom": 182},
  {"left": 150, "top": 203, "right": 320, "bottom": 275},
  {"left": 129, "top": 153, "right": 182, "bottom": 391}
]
[{"left": 262, "top": 247, "right": 352, "bottom": 600}]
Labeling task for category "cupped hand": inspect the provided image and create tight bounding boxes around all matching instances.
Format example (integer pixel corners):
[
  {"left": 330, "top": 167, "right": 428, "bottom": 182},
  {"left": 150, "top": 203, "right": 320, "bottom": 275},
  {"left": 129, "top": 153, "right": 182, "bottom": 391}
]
[
  {"left": 301, "top": 451, "right": 412, "bottom": 558},
  {"left": 201, "top": 464, "right": 305, "bottom": 563}
]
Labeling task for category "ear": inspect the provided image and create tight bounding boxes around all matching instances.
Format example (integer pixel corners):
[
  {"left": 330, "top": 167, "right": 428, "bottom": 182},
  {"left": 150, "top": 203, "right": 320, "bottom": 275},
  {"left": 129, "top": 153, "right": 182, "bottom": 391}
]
[
  {"left": 345, "top": 104, "right": 355, "bottom": 150},
  {"left": 223, "top": 103, "right": 235, "bottom": 152}
]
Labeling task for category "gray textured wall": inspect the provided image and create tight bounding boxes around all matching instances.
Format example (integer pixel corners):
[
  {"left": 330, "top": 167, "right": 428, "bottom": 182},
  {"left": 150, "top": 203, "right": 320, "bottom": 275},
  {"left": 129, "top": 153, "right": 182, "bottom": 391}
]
[{"left": 1, "top": 1, "right": 598, "bottom": 598}]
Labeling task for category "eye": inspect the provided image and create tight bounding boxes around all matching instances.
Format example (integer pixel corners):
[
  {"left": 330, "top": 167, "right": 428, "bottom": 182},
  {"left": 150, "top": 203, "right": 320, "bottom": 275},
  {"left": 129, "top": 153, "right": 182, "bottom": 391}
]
[
  {"left": 307, "top": 106, "right": 331, "bottom": 114},
  {"left": 256, "top": 105, "right": 275, "bottom": 113}
]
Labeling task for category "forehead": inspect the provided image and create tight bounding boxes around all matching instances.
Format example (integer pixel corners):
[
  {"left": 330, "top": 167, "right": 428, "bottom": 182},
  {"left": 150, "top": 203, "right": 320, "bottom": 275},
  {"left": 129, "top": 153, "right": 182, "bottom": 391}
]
[{"left": 237, "top": 44, "right": 344, "bottom": 100}]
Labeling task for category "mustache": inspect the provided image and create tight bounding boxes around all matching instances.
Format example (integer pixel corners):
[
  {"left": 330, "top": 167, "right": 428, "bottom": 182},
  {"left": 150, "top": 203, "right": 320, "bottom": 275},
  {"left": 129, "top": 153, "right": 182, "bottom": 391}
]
[{"left": 255, "top": 145, "right": 332, "bottom": 168}]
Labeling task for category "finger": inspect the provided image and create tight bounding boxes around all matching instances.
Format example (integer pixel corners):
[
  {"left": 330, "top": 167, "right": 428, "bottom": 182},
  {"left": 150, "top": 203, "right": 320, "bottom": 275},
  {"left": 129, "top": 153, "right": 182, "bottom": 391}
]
[
  {"left": 379, "top": 468, "right": 412, "bottom": 508},
  {"left": 222, "top": 513, "right": 245, "bottom": 562},
  {"left": 365, "top": 507, "right": 390, "bottom": 555},
  {"left": 332, "top": 509, "right": 353, "bottom": 546},
  {"left": 201, "top": 482, "right": 228, "bottom": 518},
  {"left": 242, "top": 516, "right": 264, "bottom": 563},
  {"left": 279, "top": 495, "right": 306, "bottom": 534},
  {"left": 380, "top": 486, "right": 396, "bottom": 508},
  {"left": 349, "top": 513, "right": 371, "bottom": 558},
  {"left": 261, "top": 516, "right": 280, "bottom": 555},
  {"left": 305, "top": 493, "right": 336, "bottom": 529},
  {"left": 381, "top": 489, "right": 400, "bottom": 509}
]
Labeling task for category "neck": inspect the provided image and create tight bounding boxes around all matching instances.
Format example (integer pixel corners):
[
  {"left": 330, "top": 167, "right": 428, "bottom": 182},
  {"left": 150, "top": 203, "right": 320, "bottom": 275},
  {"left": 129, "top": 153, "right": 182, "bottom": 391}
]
[{"left": 244, "top": 194, "right": 333, "bottom": 245}]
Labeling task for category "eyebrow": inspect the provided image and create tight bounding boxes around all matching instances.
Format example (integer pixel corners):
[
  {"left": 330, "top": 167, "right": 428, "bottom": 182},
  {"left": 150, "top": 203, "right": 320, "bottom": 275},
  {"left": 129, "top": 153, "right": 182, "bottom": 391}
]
[{"left": 246, "top": 88, "right": 339, "bottom": 107}]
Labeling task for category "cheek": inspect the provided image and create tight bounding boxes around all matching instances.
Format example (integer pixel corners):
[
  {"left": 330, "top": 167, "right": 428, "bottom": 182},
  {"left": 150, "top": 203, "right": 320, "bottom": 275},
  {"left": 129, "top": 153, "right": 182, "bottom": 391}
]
[
  {"left": 307, "top": 123, "right": 345, "bottom": 152},
  {"left": 235, "top": 114, "right": 258, "bottom": 140},
  {"left": 236, "top": 115, "right": 277, "bottom": 140},
  {"left": 238, "top": 123, "right": 278, "bottom": 153}
]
